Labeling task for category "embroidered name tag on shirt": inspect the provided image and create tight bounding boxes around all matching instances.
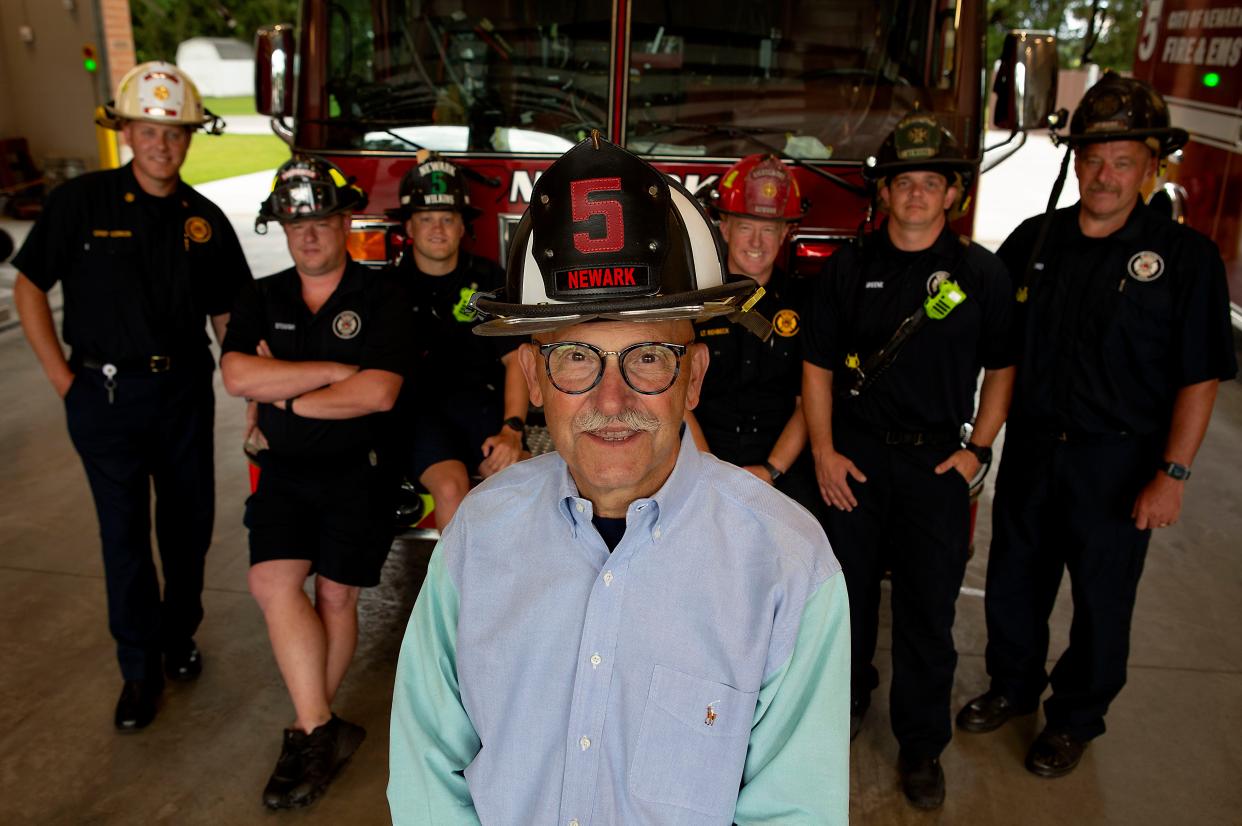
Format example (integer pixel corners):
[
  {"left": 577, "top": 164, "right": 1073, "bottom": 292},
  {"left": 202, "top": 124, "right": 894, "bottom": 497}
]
[
  {"left": 865, "top": 280, "right": 884, "bottom": 289},
  {"left": 274, "top": 322, "right": 296, "bottom": 331}
]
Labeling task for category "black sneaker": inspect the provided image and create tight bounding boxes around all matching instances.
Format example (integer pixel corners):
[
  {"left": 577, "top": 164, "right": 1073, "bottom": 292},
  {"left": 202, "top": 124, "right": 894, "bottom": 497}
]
[
  {"left": 164, "top": 643, "right": 203, "bottom": 682},
  {"left": 898, "top": 752, "right": 945, "bottom": 809},
  {"left": 114, "top": 677, "right": 163, "bottom": 731},
  {"left": 263, "top": 728, "right": 308, "bottom": 810},
  {"left": 265, "top": 715, "right": 367, "bottom": 809}
]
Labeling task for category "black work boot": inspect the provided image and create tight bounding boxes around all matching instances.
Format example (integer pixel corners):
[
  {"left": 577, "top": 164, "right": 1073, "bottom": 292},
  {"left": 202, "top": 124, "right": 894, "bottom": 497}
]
[
  {"left": 264, "top": 715, "right": 367, "bottom": 809},
  {"left": 898, "top": 752, "right": 946, "bottom": 809},
  {"left": 114, "top": 677, "right": 163, "bottom": 731}
]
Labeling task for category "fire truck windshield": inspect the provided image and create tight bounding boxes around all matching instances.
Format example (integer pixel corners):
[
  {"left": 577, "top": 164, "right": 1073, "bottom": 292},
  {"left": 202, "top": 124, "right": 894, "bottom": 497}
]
[{"left": 318, "top": 0, "right": 972, "bottom": 161}]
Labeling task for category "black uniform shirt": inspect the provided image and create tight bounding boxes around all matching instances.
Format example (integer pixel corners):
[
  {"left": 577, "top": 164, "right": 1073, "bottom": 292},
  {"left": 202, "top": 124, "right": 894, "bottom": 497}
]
[
  {"left": 999, "top": 200, "right": 1237, "bottom": 435},
  {"left": 804, "top": 225, "right": 1015, "bottom": 433},
  {"left": 396, "top": 253, "right": 519, "bottom": 400},
  {"left": 222, "top": 260, "right": 414, "bottom": 460},
  {"left": 13, "top": 163, "right": 250, "bottom": 369},
  {"left": 694, "top": 268, "right": 808, "bottom": 464}
]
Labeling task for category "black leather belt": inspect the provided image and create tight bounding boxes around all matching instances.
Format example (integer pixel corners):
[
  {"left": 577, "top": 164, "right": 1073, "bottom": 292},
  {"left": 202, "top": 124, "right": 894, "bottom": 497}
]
[
  {"left": 80, "top": 355, "right": 176, "bottom": 373},
  {"left": 881, "top": 429, "right": 960, "bottom": 446}
]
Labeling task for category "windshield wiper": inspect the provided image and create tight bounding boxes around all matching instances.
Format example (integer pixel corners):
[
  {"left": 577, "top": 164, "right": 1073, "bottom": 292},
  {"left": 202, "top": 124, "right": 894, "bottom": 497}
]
[{"left": 635, "top": 122, "right": 868, "bottom": 197}]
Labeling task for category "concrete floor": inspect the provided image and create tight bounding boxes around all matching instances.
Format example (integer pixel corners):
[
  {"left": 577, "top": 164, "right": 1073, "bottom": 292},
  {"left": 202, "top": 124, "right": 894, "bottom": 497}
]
[{"left": 1, "top": 317, "right": 1241, "bottom": 824}]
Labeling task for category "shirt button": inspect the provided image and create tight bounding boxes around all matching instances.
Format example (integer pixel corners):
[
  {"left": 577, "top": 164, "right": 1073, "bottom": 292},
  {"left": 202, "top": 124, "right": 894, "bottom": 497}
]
[
  {"left": 652, "top": 527, "right": 662, "bottom": 540},
  {"left": 579, "top": 736, "right": 591, "bottom": 751},
  {"left": 570, "top": 820, "right": 580, "bottom": 826},
  {"left": 603, "top": 571, "right": 613, "bottom": 586},
  {"left": 576, "top": 502, "right": 585, "bottom": 513},
  {"left": 590, "top": 653, "right": 602, "bottom": 668}
]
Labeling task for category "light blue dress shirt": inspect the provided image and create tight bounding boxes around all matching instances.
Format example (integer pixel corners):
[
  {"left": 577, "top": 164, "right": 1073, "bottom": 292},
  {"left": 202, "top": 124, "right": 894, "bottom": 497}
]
[{"left": 389, "top": 432, "right": 851, "bottom": 825}]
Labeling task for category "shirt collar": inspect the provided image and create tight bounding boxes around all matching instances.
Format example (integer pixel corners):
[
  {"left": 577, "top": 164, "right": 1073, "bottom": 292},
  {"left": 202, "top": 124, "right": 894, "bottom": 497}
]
[
  {"left": 1067, "top": 198, "right": 1148, "bottom": 243},
  {"left": 556, "top": 427, "right": 703, "bottom": 538}
]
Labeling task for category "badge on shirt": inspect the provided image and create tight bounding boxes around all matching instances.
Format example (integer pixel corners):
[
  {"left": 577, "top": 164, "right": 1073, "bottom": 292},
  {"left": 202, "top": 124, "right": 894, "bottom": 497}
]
[
  {"left": 1127, "top": 250, "right": 1164, "bottom": 283},
  {"left": 772, "top": 308, "right": 800, "bottom": 337},
  {"left": 185, "top": 216, "right": 212, "bottom": 244},
  {"left": 333, "top": 310, "right": 362, "bottom": 339}
]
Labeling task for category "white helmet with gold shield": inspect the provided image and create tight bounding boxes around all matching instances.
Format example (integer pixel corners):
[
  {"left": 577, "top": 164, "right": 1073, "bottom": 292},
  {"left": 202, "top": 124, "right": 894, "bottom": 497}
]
[{"left": 96, "top": 61, "right": 223, "bottom": 134}]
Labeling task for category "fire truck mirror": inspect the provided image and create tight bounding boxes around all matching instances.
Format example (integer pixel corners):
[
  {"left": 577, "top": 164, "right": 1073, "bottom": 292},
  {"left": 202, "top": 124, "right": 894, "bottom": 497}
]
[
  {"left": 254, "top": 24, "right": 295, "bottom": 119},
  {"left": 993, "top": 30, "right": 1059, "bottom": 132}
]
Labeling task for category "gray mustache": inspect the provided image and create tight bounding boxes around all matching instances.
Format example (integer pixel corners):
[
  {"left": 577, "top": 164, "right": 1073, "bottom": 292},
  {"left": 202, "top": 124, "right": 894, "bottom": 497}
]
[{"left": 573, "top": 407, "right": 662, "bottom": 434}]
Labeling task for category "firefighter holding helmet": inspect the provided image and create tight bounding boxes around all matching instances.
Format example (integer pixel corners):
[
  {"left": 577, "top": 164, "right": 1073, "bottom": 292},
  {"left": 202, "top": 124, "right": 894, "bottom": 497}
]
[
  {"left": 686, "top": 154, "right": 823, "bottom": 515},
  {"left": 12, "top": 61, "right": 248, "bottom": 731},
  {"left": 389, "top": 134, "right": 850, "bottom": 824},
  {"left": 388, "top": 153, "right": 529, "bottom": 530},
  {"left": 957, "top": 72, "right": 1236, "bottom": 779},
  {"left": 222, "top": 157, "right": 412, "bottom": 809},
  {"left": 802, "top": 112, "right": 1017, "bottom": 808}
]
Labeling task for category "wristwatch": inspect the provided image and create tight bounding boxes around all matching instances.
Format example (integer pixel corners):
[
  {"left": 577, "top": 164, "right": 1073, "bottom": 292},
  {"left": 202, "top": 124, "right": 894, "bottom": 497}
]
[
  {"left": 962, "top": 441, "right": 992, "bottom": 464},
  {"left": 502, "top": 416, "right": 526, "bottom": 434},
  {"left": 1161, "top": 461, "right": 1191, "bottom": 481},
  {"left": 762, "top": 460, "right": 784, "bottom": 482}
]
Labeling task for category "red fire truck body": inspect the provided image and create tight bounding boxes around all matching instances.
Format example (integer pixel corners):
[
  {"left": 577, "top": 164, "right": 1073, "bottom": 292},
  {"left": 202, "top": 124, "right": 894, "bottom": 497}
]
[
  {"left": 272, "top": 0, "right": 990, "bottom": 273},
  {"left": 1132, "top": 0, "right": 1242, "bottom": 322}
]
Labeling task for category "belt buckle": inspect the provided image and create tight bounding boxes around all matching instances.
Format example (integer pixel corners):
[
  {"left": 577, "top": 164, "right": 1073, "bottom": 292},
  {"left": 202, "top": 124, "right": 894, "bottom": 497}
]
[{"left": 149, "top": 355, "right": 171, "bottom": 373}]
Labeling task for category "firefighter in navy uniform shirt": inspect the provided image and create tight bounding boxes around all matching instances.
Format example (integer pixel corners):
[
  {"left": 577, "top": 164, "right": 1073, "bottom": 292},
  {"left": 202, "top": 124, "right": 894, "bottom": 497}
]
[
  {"left": 388, "top": 154, "right": 528, "bottom": 529},
  {"left": 686, "top": 154, "right": 820, "bottom": 512},
  {"left": 802, "top": 113, "right": 1016, "bottom": 808},
  {"left": 956, "top": 72, "right": 1237, "bottom": 779},
  {"left": 220, "top": 158, "right": 412, "bottom": 809},
  {"left": 12, "top": 62, "right": 248, "bottom": 731}
]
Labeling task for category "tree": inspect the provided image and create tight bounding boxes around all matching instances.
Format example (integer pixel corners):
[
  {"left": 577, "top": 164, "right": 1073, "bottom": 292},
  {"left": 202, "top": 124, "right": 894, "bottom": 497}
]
[
  {"left": 987, "top": 0, "right": 1146, "bottom": 71},
  {"left": 131, "top": 0, "right": 299, "bottom": 65}
]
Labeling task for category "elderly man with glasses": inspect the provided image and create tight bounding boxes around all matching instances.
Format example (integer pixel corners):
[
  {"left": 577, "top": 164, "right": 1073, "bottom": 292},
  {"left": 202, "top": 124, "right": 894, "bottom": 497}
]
[{"left": 387, "top": 134, "right": 851, "bottom": 825}]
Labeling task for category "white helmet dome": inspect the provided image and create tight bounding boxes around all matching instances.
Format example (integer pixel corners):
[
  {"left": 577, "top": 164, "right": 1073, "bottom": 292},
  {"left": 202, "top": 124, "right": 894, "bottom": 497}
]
[{"left": 97, "top": 61, "right": 222, "bottom": 133}]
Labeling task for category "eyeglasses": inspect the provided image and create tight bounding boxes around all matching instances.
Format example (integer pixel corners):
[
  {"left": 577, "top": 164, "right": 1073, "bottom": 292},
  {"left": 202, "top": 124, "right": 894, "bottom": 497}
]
[{"left": 537, "top": 341, "right": 689, "bottom": 395}]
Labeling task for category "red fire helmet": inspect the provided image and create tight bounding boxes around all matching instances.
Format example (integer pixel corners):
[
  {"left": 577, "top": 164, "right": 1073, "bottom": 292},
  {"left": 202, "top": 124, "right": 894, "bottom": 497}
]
[{"left": 711, "top": 154, "right": 807, "bottom": 222}]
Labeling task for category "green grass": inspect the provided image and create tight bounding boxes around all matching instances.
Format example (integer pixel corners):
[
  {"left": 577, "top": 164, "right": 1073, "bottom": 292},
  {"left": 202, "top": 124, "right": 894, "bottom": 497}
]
[
  {"left": 202, "top": 96, "right": 257, "bottom": 116},
  {"left": 181, "top": 134, "right": 290, "bottom": 185}
]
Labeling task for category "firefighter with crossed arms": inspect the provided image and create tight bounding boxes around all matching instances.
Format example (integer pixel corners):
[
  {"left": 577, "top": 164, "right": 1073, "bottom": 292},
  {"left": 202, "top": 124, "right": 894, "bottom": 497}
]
[
  {"left": 956, "top": 72, "right": 1237, "bottom": 779},
  {"left": 221, "top": 158, "right": 412, "bottom": 809},
  {"left": 802, "top": 112, "right": 1016, "bottom": 809}
]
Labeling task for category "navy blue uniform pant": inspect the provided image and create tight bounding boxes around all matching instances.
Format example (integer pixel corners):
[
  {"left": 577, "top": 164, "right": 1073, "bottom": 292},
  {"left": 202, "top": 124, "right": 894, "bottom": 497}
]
[
  {"left": 822, "top": 423, "right": 971, "bottom": 758},
  {"left": 64, "top": 366, "right": 215, "bottom": 681},
  {"left": 984, "top": 432, "right": 1155, "bottom": 741}
]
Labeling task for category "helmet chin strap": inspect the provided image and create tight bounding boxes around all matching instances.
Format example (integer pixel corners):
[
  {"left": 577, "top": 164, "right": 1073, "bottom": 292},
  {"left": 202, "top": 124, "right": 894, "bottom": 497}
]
[{"left": 1017, "top": 145, "right": 1074, "bottom": 297}]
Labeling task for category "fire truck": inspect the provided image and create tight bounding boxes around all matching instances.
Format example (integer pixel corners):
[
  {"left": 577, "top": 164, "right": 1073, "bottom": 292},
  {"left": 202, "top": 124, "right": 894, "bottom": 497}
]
[
  {"left": 1131, "top": 0, "right": 1242, "bottom": 327},
  {"left": 250, "top": 1, "right": 1055, "bottom": 531}
]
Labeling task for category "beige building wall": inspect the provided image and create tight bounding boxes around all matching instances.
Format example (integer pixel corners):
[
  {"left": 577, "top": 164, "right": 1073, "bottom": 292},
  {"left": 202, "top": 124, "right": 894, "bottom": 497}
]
[{"left": 0, "top": 0, "right": 132, "bottom": 173}]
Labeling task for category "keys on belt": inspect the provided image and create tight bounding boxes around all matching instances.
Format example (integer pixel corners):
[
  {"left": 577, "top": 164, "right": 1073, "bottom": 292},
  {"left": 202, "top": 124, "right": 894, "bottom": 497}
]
[{"left": 80, "top": 355, "right": 175, "bottom": 405}]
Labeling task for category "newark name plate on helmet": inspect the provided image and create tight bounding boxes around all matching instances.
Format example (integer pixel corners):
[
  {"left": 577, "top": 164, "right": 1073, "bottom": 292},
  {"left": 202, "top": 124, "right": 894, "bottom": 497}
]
[{"left": 472, "top": 132, "right": 761, "bottom": 336}]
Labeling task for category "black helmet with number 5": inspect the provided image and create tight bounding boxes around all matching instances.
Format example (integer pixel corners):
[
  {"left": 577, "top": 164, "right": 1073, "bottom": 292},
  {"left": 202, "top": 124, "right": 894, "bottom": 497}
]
[{"left": 472, "top": 132, "right": 757, "bottom": 336}]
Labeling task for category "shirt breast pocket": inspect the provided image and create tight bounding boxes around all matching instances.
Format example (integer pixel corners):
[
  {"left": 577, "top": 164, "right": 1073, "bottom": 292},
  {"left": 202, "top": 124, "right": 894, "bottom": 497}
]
[
  {"left": 79, "top": 233, "right": 138, "bottom": 296},
  {"left": 629, "top": 665, "right": 758, "bottom": 818}
]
